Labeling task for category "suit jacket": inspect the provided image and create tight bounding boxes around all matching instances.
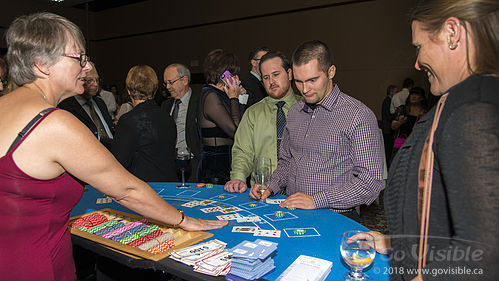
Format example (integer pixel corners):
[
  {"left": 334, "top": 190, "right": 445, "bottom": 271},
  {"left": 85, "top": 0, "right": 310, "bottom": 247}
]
[
  {"left": 161, "top": 91, "right": 201, "bottom": 182},
  {"left": 241, "top": 73, "right": 267, "bottom": 107},
  {"left": 381, "top": 96, "right": 394, "bottom": 134},
  {"left": 58, "top": 95, "right": 115, "bottom": 149},
  {"left": 112, "top": 99, "right": 178, "bottom": 182}
]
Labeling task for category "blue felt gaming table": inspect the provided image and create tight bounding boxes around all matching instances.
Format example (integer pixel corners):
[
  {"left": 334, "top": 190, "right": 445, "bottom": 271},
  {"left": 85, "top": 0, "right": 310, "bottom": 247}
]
[{"left": 71, "top": 182, "right": 390, "bottom": 281}]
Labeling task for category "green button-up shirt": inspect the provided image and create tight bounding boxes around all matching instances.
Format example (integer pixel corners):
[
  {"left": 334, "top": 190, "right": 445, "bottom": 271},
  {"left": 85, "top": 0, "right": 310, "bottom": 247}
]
[{"left": 230, "top": 91, "right": 302, "bottom": 184}]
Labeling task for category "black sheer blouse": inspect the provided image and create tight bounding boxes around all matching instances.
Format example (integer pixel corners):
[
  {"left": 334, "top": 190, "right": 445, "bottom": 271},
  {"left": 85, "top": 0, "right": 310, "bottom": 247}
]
[{"left": 198, "top": 84, "right": 241, "bottom": 147}]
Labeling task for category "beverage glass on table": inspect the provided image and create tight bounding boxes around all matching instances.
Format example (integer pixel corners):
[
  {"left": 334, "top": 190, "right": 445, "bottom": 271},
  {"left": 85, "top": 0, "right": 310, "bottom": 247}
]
[
  {"left": 253, "top": 157, "right": 272, "bottom": 202},
  {"left": 340, "top": 230, "right": 376, "bottom": 280},
  {"left": 176, "top": 147, "right": 191, "bottom": 188}
]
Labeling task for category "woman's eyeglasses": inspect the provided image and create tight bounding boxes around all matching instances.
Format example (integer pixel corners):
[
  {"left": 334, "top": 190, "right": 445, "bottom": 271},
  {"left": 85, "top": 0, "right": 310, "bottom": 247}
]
[{"left": 62, "top": 53, "right": 90, "bottom": 68}]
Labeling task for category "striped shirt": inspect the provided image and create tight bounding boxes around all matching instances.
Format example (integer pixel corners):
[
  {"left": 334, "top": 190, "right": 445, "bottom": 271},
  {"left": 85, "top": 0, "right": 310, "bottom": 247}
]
[{"left": 269, "top": 84, "right": 383, "bottom": 212}]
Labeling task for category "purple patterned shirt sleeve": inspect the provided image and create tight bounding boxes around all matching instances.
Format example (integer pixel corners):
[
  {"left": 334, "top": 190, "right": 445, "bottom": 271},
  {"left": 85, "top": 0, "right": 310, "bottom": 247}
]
[{"left": 269, "top": 85, "right": 383, "bottom": 212}]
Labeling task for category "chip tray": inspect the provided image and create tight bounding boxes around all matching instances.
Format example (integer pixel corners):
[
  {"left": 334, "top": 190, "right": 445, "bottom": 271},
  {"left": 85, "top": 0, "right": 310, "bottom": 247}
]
[{"left": 69, "top": 208, "right": 213, "bottom": 261}]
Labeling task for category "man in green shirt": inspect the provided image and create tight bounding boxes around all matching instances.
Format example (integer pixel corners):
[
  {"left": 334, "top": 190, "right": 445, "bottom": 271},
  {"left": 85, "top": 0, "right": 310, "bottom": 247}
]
[{"left": 224, "top": 51, "right": 301, "bottom": 193}]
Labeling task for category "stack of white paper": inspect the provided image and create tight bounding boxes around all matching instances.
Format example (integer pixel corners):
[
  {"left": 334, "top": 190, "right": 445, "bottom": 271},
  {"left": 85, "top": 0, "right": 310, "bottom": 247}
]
[{"left": 275, "top": 255, "right": 333, "bottom": 281}]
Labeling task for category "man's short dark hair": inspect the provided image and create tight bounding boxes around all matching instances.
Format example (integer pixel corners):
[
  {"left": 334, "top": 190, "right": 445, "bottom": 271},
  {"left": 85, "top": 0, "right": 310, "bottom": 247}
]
[
  {"left": 402, "top": 78, "right": 415, "bottom": 89},
  {"left": 248, "top": 46, "right": 270, "bottom": 63},
  {"left": 292, "top": 40, "right": 334, "bottom": 74},
  {"left": 258, "top": 51, "right": 291, "bottom": 74},
  {"left": 386, "top": 84, "right": 397, "bottom": 96}
]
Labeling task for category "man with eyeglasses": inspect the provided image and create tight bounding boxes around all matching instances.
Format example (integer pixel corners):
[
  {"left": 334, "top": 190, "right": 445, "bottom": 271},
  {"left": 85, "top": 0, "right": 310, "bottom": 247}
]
[
  {"left": 161, "top": 63, "right": 201, "bottom": 182},
  {"left": 241, "top": 46, "right": 270, "bottom": 108},
  {"left": 58, "top": 62, "right": 114, "bottom": 150}
]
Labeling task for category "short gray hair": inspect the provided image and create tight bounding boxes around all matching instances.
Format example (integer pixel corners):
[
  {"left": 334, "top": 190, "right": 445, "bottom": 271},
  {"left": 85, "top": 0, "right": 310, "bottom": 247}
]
[
  {"left": 6, "top": 12, "right": 86, "bottom": 85},
  {"left": 167, "top": 63, "right": 191, "bottom": 83}
]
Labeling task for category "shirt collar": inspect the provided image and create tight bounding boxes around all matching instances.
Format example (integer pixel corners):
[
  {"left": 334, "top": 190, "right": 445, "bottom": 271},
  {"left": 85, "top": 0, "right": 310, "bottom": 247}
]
[
  {"left": 179, "top": 88, "right": 192, "bottom": 104},
  {"left": 75, "top": 94, "right": 90, "bottom": 106},
  {"left": 301, "top": 84, "right": 340, "bottom": 113},
  {"left": 250, "top": 71, "right": 261, "bottom": 81},
  {"left": 264, "top": 90, "right": 298, "bottom": 105}
]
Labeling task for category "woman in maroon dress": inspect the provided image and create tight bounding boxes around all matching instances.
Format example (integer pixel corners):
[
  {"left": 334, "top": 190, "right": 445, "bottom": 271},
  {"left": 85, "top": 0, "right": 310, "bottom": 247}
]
[{"left": 0, "top": 12, "right": 226, "bottom": 281}]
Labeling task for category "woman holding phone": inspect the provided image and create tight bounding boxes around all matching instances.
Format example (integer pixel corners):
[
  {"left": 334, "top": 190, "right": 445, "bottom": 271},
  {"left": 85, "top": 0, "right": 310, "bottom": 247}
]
[{"left": 198, "top": 49, "right": 246, "bottom": 184}]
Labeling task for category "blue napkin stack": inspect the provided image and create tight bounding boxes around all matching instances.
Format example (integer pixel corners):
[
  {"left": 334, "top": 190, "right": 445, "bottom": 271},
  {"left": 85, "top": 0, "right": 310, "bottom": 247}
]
[{"left": 225, "top": 239, "right": 277, "bottom": 281}]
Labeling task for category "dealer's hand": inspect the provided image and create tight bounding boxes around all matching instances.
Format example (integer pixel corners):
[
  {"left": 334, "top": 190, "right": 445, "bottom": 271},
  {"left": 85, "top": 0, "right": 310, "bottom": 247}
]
[
  {"left": 224, "top": 180, "right": 248, "bottom": 193},
  {"left": 249, "top": 184, "right": 272, "bottom": 201},
  {"left": 179, "top": 216, "right": 228, "bottom": 231},
  {"left": 279, "top": 192, "right": 315, "bottom": 209}
]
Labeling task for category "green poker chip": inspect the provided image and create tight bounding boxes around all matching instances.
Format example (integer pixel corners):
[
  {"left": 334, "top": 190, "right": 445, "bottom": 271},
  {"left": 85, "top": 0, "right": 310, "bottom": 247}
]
[
  {"left": 293, "top": 229, "right": 306, "bottom": 235},
  {"left": 288, "top": 207, "right": 296, "bottom": 210},
  {"left": 248, "top": 203, "right": 258, "bottom": 207},
  {"left": 217, "top": 195, "right": 226, "bottom": 199},
  {"left": 206, "top": 183, "right": 214, "bottom": 188},
  {"left": 274, "top": 211, "right": 285, "bottom": 218}
]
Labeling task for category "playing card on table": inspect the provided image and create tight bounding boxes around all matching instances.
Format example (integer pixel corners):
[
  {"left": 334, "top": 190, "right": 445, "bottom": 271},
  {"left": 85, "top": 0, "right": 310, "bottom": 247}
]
[
  {"left": 200, "top": 206, "right": 223, "bottom": 213},
  {"left": 96, "top": 198, "right": 112, "bottom": 204},
  {"left": 194, "top": 249, "right": 232, "bottom": 273},
  {"left": 232, "top": 226, "right": 258, "bottom": 233},
  {"left": 254, "top": 229, "right": 281, "bottom": 238},
  {"left": 266, "top": 198, "right": 285, "bottom": 204},
  {"left": 216, "top": 213, "right": 242, "bottom": 220},
  {"left": 236, "top": 216, "right": 261, "bottom": 223},
  {"left": 171, "top": 239, "right": 226, "bottom": 258},
  {"left": 230, "top": 240, "right": 262, "bottom": 259},
  {"left": 199, "top": 199, "right": 216, "bottom": 206},
  {"left": 220, "top": 207, "right": 243, "bottom": 213},
  {"left": 181, "top": 200, "right": 201, "bottom": 208},
  {"left": 172, "top": 247, "right": 225, "bottom": 266},
  {"left": 254, "top": 239, "right": 278, "bottom": 259}
]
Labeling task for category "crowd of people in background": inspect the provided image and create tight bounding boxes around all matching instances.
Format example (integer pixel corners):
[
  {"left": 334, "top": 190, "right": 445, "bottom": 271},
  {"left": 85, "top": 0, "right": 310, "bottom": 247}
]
[{"left": 381, "top": 78, "right": 429, "bottom": 166}]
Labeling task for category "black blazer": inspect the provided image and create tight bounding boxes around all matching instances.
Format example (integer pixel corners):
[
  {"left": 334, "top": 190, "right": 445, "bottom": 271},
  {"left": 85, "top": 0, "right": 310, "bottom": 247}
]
[
  {"left": 112, "top": 99, "right": 178, "bottom": 182},
  {"left": 58, "top": 96, "right": 115, "bottom": 149},
  {"left": 161, "top": 91, "right": 201, "bottom": 182},
  {"left": 241, "top": 73, "right": 267, "bottom": 107}
]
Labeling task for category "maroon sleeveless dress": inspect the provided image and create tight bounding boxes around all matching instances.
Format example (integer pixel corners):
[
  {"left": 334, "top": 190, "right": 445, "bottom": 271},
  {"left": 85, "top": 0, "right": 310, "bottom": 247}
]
[{"left": 0, "top": 108, "right": 84, "bottom": 281}]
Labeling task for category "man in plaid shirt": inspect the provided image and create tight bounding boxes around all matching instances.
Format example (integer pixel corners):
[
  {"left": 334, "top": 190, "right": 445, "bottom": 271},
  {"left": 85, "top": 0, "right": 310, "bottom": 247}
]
[{"left": 249, "top": 40, "right": 383, "bottom": 217}]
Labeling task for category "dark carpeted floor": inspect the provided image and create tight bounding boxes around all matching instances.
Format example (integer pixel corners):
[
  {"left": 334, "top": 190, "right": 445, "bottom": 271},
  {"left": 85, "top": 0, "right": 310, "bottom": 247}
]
[{"left": 357, "top": 190, "right": 388, "bottom": 234}]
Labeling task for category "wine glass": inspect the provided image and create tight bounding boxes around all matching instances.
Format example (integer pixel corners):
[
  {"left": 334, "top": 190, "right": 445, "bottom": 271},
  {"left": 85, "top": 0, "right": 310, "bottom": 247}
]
[
  {"left": 340, "top": 231, "right": 376, "bottom": 280},
  {"left": 176, "top": 147, "right": 191, "bottom": 188},
  {"left": 253, "top": 157, "right": 272, "bottom": 202}
]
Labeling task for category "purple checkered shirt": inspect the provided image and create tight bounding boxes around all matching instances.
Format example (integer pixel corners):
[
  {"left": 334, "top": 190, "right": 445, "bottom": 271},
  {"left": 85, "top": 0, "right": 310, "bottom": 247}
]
[{"left": 269, "top": 84, "right": 383, "bottom": 212}]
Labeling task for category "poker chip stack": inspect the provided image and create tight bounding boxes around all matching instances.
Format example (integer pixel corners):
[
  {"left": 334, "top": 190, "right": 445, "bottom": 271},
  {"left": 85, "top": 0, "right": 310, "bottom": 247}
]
[
  {"left": 226, "top": 239, "right": 277, "bottom": 281},
  {"left": 71, "top": 213, "right": 176, "bottom": 254}
]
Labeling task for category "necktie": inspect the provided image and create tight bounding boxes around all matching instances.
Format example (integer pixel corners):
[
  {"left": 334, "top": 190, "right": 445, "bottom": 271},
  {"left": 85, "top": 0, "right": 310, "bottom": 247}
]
[
  {"left": 85, "top": 100, "right": 109, "bottom": 139},
  {"left": 276, "top": 101, "right": 286, "bottom": 158},
  {"left": 172, "top": 99, "right": 182, "bottom": 122}
]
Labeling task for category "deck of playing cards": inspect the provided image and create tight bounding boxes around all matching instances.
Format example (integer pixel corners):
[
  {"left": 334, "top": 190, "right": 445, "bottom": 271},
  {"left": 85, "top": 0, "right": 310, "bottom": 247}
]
[
  {"left": 227, "top": 239, "right": 277, "bottom": 281},
  {"left": 170, "top": 239, "right": 231, "bottom": 276}
]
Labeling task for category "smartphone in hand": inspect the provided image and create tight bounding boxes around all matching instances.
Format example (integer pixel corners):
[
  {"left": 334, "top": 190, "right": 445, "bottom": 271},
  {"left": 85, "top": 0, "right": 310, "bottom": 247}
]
[{"left": 220, "top": 70, "right": 234, "bottom": 86}]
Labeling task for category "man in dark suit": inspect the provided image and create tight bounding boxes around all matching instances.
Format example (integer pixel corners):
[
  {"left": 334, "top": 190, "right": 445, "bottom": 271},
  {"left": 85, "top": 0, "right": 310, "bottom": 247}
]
[
  {"left": 58, "top": 62, "right": 114, "bottom": 150},
  {"left": 161, "top": 63, "right": 201, "bottom": 182},
  {"left": 381, "top": 84, "right": 398, "bottom": 165},
  {"left": 241, "top": 46, "right": 270, "bottom": 107}
]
